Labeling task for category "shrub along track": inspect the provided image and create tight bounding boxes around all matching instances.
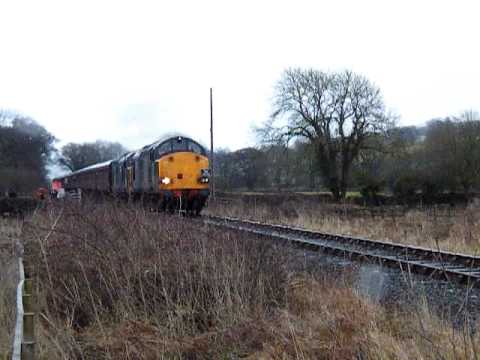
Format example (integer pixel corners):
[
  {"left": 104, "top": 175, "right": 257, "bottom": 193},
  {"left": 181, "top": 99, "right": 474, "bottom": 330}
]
[{"left": 202, "top": 215, "right": 480, "bottom": 286}]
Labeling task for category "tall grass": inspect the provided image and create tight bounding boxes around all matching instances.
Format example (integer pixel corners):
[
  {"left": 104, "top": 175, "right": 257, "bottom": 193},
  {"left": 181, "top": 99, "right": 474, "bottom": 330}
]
[
  {"left": 20, "top": 201, "right": 480, "bottom": 359},
  {"left": 25, "top": 202, "right": 292, "bottom": 358},
  {"left": 0, "top": 218, "right": 22, "bottom": 354}
]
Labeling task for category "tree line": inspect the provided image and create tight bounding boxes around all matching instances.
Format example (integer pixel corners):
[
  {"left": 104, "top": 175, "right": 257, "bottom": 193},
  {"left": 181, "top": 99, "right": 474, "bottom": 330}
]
[
  {"left": 2, "top": 67, "right": 479, "bottom": 203},
  {"left": 0, "top": 111, "right": 56, "bottom": 194},
  {"left": 0, "top": 110, "right": 127, "bottom": 195},
  {"left": 214, "top": 68, "right": 480, "bottom": 203},
  {"left": 215, "top": 113, "right": 480, "bottom": 202}
]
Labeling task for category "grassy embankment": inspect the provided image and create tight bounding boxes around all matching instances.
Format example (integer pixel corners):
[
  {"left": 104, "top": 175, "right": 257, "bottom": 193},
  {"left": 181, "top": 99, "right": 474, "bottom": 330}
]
[
  {"left": 206, "top": 194, "right": 480, "bottom": 255},
  {"left": 5, "top": 201, "right": 477, "bottom": 359}
]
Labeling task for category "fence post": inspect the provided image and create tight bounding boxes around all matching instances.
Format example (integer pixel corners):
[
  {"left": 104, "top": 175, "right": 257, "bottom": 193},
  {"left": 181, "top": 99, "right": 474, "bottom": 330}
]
[{"left": 21, "top": 271, "right": 35, "bottom": 360}]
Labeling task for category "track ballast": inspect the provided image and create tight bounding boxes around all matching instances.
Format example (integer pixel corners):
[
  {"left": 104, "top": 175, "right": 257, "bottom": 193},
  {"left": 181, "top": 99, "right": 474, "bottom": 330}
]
[{"left": 203, "top": 215, "right": 480, "bottom": 286}]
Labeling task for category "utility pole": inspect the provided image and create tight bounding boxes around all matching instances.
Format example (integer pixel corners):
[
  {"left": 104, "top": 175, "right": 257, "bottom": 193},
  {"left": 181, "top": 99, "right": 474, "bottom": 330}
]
[{"left": 210, "top": 87, "right": 215, "bottom": 198}]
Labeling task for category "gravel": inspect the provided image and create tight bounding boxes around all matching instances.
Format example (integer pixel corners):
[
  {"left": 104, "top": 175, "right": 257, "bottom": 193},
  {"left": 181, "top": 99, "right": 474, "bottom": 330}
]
[{"left": 294, "top": 248, "right": 480, "bottom": 329}]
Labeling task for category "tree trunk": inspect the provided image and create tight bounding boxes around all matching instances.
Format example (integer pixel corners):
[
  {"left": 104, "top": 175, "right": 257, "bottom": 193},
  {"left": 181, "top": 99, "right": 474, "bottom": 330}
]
[
  {"left": 339, "top": 181, "right": 348, "bottom": 200},
  {"left": 329, "top": 178, "right": 341, "bottom": 201},
  {"left": 317, "top": 147, "right": 348, "bottom": 202},
  {"left": 338, "top": 151, "right": 351, "bottom": 201},
  {"left": 462, "top": 182, "right": 470, "bottom": 200}
]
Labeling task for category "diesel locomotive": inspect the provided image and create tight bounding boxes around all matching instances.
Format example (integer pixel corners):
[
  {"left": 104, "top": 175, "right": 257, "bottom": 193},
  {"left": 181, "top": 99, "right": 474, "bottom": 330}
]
[{"left": 53, "top": 136, "right": 210, "bottom": 214}]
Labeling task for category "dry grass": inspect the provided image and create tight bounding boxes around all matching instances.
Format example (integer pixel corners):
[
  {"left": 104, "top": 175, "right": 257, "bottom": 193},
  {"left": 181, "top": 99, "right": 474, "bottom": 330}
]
[
  {"left": 206, "top": 198, "right": 480, "bottom": 255},
  {"left": 14, "top": 202, "right": 480, "bottom": 359},
  {"left": 0, "top": 217, "right": 22, "bottom": 355},
  {"left": 24, "top": 202, "right": 291, "bottom": 359},
  {"left": 252, "top": 276, "right": 480, "bottom": 360}
]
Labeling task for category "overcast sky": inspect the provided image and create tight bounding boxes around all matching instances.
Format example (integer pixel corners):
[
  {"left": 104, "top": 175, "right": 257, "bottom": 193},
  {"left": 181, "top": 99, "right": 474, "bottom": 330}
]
[{"left": 1, "top": 0, "right": 478, "bottom": 151}]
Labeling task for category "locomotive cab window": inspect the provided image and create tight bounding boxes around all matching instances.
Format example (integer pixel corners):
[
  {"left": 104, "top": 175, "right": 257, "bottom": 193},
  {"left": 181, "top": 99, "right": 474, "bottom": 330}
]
[
  {"left": 156, "top": 142, "right": 172, "bottom": 157},
  {"left": 188, "top": 140, "right": 205, "bottom": 155},
  {"left": 171, "top": 137, "right": 187, "bottom": 152}
]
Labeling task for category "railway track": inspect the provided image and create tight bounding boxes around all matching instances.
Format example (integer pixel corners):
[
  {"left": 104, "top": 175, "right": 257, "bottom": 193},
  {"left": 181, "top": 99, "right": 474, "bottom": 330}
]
[{"left": 203, "top": 215, "right": 480, "bottom": 285}]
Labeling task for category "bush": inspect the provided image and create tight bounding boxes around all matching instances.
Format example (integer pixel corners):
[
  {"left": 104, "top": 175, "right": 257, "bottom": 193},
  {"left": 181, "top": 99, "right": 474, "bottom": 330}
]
[{"left": 393, "top": 175, "right": 418, "bottom": 203}]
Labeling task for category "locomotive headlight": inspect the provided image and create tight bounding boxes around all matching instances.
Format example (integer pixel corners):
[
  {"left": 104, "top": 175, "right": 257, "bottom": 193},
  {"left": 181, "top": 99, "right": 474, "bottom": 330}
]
[
  {"left": 199, "top": 168, "right": 210, "bottom": 184},
  {"left": 161, "top": 177, "right": 171, "bottom": 185}
]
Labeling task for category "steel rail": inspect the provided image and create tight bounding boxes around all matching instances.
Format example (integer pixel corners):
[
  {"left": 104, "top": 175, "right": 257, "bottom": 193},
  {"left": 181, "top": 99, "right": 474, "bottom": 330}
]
[{"left": 203, "top": 215, "right": 480, "bottom": 285}]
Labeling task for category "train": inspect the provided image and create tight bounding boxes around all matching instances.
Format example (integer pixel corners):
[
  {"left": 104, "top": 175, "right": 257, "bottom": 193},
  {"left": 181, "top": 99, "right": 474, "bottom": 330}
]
[{"left": 52, "top": 136, "right": 210, "bottom": 215}]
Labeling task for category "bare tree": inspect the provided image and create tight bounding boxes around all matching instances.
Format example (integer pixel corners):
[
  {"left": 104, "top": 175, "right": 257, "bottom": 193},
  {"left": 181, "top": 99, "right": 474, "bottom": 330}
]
[
  {"left": 265, "top": 68, "right": 391, "bottom": 200},
  {"left": 460, "top": 109, "right": 480, "bottom": 122},
  {"left": 59, "top": 140, "right": 128, "bottom": 171}
]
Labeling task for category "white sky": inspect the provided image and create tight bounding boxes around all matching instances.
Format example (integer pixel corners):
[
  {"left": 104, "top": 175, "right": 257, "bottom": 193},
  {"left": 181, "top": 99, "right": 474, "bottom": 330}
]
[{"left": 0, "top": 0, "right": 478, "bottom": 151}]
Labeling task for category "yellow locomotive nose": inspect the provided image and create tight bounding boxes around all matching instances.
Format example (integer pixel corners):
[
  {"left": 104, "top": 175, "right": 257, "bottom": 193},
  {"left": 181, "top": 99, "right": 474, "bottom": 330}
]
[{"left": 157, "top": 152, "right": 209, "bottom": 190}]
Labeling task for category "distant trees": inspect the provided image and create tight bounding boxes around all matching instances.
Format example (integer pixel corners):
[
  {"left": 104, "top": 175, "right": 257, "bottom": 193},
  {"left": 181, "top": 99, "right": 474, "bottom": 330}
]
[
  {"left": 214, "top": 109, "right": 480, "bottom": 204},
  {"left": 264, "top": 68, "right": 392, "bottom": 200},
  {"left": 0, "top": 110, "right": 56, "bottom": 193},
  {"left": 214, "top": 148, "right": 268, "bottom": 190},
  {"left": 214, "top": 143, "right": 319, "bottom": 192},
  {"left": 350, "top": 113, "right": 480, "bottom": 202},
  {"left": 59, "top": 140, "right": 128, "bottom": 171},
  {"left": 261, "top": 141, "right": 319, "bottom": 191},
  {"left": 214, "top": 149, "right": 235, "bottom": 190},
  {"left": 351, "top": 134, "right": 388, "bottom": 204}
]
